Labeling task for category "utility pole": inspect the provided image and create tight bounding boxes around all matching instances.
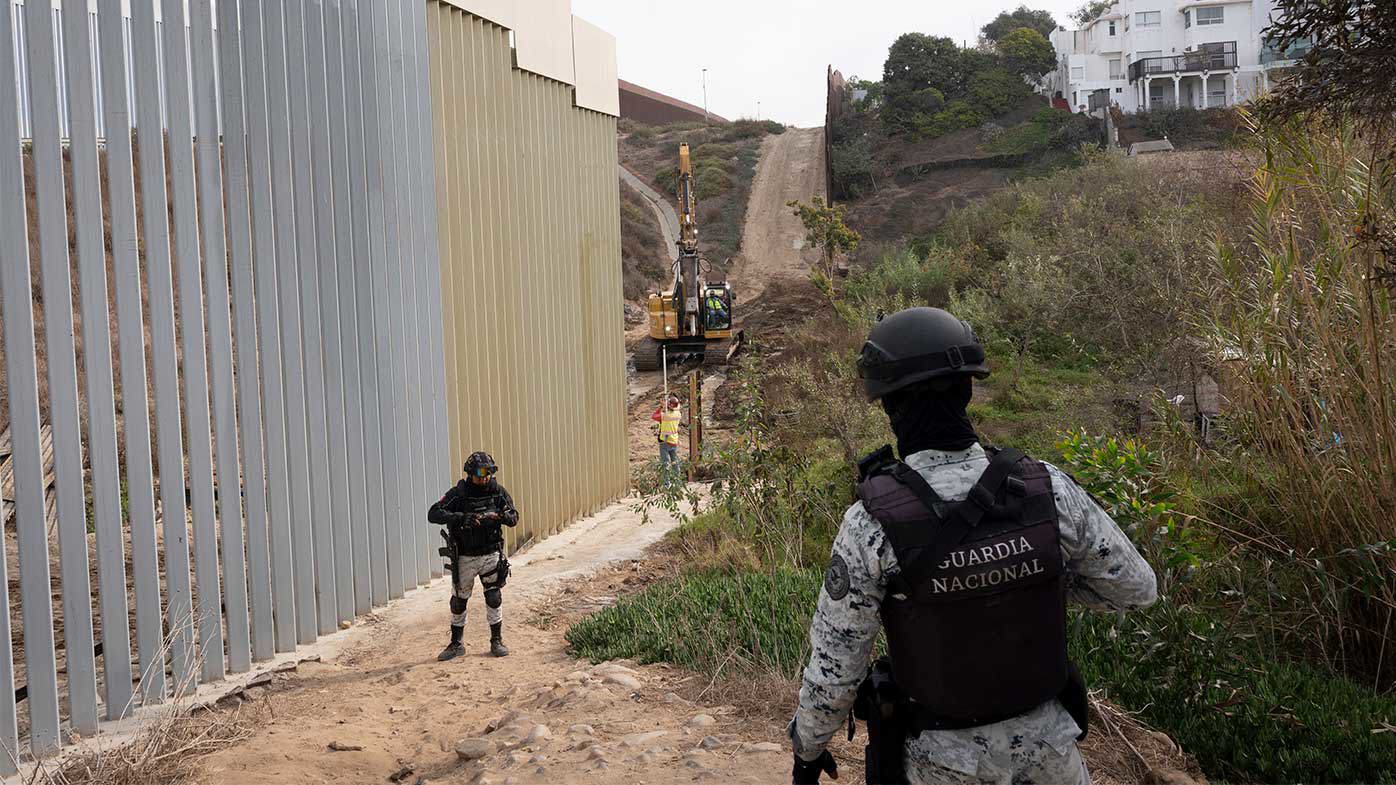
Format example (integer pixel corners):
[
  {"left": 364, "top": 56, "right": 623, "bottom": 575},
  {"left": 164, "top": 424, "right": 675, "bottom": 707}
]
[
  {"left": 756, "top": 99, "right": 761, "bottom": 119},
  {"left": 702, "top": 68, "right": 709, "bottom": 122}
]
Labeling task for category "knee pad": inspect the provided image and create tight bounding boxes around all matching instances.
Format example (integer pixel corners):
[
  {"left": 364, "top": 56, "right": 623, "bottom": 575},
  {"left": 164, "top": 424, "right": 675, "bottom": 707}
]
[
  {"left": 484, "top": 588, "right": 502, "bottom": 609},
  {"left": 449, "top": 596, "right": 468, "bottom": 615}
]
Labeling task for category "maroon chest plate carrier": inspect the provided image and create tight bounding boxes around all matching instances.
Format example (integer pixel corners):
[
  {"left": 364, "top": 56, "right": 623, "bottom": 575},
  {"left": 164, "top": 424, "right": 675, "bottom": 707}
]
[{"left": 856, "top": 446, "right": 1083, "bottom": 732}]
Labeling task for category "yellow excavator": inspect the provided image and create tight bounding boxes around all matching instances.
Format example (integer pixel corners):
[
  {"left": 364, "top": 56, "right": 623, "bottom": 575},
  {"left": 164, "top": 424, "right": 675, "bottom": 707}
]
[{"left": 633, "top": 143, "right": 738, "bottom": 372}]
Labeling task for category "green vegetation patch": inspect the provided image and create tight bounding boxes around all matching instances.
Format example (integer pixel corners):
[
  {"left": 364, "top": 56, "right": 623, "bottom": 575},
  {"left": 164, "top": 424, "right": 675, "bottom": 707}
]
[{"left": 566, "top": 567, "right": 822, "bottom": 679}]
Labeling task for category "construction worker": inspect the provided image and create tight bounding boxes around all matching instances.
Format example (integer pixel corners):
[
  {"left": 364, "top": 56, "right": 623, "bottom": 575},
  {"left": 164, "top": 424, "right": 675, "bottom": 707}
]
[
  {"left": 652, "top": 394, "right": 683, "bottom": 484},
  {"left": 704, "top": 290, "right": 730, "bottom": 330},
  {"left": 427, "top": 451, "right": 518, "bottom": 660},
  {"left": 789, "top": 307, "right": 1158, "bottom": 785}
]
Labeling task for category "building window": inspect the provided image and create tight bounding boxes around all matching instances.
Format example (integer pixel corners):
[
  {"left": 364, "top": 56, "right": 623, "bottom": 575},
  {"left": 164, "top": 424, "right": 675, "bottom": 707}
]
[
  {"left": 1209, "top": 78, "right": 1227, "bottom": 105},
  {"left": 1071, "top": 66, "right": 1085, "bottom": 80},
  {"left": 1197, "top": 6, "right": 1224, "bottom": 25},
  {"left": 1184, "top": 10, "right": 1191, "bottom": 28},
  {"left": 1108, "top": 21, "right": 1116, "bottom": 35},
  {"left": 1136, "top": 11, "right": 1161, "bottom": 27},
  {"left": 1109, "top": 58, "right": 1123, "bottom": 79},
  {"left": 1115, "top": 87, "right": 1124, "bottom": 93}
]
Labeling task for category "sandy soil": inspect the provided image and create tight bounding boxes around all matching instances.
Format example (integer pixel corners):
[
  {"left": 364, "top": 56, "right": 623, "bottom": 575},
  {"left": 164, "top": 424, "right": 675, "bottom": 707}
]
[
  {"left": 194, "top": 495, "right": 804, "bottom": 785},
  {"left": 729, "top": 127, "right": 827, "bottom": 305}
]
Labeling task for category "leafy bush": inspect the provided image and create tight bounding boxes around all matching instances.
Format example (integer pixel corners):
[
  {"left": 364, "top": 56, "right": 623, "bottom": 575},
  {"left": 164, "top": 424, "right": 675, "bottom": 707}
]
[
  {"left": 997, "top": 27, "right": 1057, "bottom": 80},
  {"left": 969, "top": 67, "right": 1033, "bottom": 117},
  {"left": 567, "top": 567, "right": 823, "bottom": 678},
  {"left": 695, "top": 165, "right": 733, "bottom": 200},
  {"left": 1075, "top": 602, "right": 1396, "bottom": 783},
  {"left": 831, "top": 136, "right": 874, "bottom": 199},
  {"left": 625, "top": 124, "right": 656, "bottom": 147}
]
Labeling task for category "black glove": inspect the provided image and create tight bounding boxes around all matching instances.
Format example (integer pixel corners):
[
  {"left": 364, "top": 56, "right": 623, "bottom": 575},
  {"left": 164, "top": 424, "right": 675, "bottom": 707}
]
[{"left": 792, "top": 750, "right": 838, "bottom": 784}]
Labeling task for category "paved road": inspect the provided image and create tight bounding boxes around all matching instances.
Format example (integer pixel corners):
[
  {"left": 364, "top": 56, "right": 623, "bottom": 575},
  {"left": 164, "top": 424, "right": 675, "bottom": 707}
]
[{"left": 619, "top": 164, "right": 679, "bottom": 255}]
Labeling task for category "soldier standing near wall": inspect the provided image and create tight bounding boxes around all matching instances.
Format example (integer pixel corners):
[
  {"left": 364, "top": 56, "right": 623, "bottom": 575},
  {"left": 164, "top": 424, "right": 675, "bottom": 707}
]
[
  {"left": 788, "top": 307, "right": 1159, "bottom": 785},
  {"left": 428, "top": 452, "right": 518, "bottom": 660}
]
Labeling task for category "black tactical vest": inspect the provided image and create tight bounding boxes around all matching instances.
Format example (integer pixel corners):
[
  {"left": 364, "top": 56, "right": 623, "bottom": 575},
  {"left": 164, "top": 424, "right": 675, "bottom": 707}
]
[
  {"left": 451, "top": 485, "right": 507, "bottom": 556},
  {"left": 857, "top": 446, "right": 1070, "bottom": 727}
]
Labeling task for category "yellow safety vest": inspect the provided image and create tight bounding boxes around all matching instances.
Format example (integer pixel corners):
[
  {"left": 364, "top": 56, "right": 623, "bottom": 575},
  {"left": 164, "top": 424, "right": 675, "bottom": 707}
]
[{"left": 658, "top": 407, "right": 682, "bottom": 446}]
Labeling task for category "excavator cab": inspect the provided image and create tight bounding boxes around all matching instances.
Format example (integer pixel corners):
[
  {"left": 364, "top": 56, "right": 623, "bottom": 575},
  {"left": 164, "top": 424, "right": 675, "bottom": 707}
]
[{"left": 633, "top": 143, "right": 742, "bottom": 372}]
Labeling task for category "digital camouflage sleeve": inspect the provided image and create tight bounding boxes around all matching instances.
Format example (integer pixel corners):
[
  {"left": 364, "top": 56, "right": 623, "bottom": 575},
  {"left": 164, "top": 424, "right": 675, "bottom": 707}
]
[{"left": 790, "top": 447, "right": 1158, "bottom": 773}]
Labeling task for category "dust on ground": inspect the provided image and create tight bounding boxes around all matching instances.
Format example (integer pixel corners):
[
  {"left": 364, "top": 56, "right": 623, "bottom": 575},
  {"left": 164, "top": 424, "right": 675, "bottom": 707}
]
[{"left": 194, "top": 495, "right": 804, "bottom": 785}]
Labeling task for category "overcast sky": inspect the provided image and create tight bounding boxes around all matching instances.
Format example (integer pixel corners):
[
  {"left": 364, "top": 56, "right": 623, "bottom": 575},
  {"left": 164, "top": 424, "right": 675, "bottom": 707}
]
[{"left": 571, "top": 0, "right": 1087, "bottom": 128}]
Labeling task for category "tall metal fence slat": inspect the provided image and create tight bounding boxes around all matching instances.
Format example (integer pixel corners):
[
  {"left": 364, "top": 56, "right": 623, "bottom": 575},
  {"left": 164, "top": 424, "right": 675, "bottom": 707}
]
[
  {"left": 283, "top": 0, "right": 339, "bottom": 634},
  {"left": 360, "top": 0, "right": 399, "bottom": 605},
  {"left": 0, "top": 0, "right": 42, "bottom": 768},
  {"left": 303, "top": 0, "right": 353, "bottom": 626},
  {"left": 410, "top": 0, "right": 449, "bottom": 567},
  {"left": 217, "top": 0, "right": 277, "bottom": 665},
  {"left": 60, "top": 0, "right": 133, "bottom": 724},
  {"left": 158, "top": 0, "right": 225, "bottom": 686},
  {"left": 240, "top": 0, "right": 300, "bottom": 654},
  {"left": 369, "top": 0, "right": 406, "bottom": 598},
  {"left": 191, "top": 0, "right": 252, "bottom": 676},
  {"left": 384, "top": 0, "right": 422, "bottom": 590},
  {"left": 23, "top": 0, "right": 99, "bottom": 738},
  {"left": 324, "top": 0, "right": 371, "bottom": 615},
  {"left": 96, "top": 0, "right": 165, "bottom": 709},
  {"left": 0, "top": 0, "right": 626, "bottom": 764},
  {"left": 343, "top": 0, "right": 388, "bottom": 610},
  {"left": 261, "top": 0, "right": 319, "bottom": 646},
  {"left": 396, "top": 0, "right": 430, "bottom": 584},
  {"left": 131, "top": 0, "right": 196, "bottom": 696}
]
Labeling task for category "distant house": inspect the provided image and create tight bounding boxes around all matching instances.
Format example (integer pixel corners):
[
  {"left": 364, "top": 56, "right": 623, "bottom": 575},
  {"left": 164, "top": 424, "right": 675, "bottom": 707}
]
[{"left": 1041, "top": 0, "right": 1311, "bottom": 115}]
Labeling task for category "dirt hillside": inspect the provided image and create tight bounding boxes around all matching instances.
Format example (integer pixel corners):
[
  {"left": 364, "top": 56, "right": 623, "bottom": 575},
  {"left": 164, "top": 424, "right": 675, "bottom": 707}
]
[{"left": 730, "top": 127, "right": 826, "bottom": 304}]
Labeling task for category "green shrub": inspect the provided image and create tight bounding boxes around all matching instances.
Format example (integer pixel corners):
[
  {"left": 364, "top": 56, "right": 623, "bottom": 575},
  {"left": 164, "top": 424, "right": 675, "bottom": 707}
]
[
  {"left": 911, "top": 100, "right": 985, "bottom": 139},
  {"left": 1075, "top": 605, "right": 1396, "bottom": 783},
  {"left": 625, "top": 125, "right": 656, "bottom": 147},
  {"left": 831, "top": 137, "right": 874, "bottom": 199},
  {"left": 696, "top": 166, "right": 733, "bottom": 199},
  {"left": 652, "top": 166, "right": 679, "bottom": 197},
  {"left": 968, "top": 67, "right": 1032, "bottom": 117},
  {"left": 566, "top": 567, "right": 823, "bottom": 678},
  {"left": 841, "top": 246, "right": 971, "bottom": 309}
]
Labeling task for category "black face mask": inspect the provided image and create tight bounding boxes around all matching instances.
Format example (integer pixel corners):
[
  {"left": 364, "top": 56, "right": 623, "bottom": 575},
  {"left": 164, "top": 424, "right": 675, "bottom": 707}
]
[{"left": 881, "top": 377, "right": 979, "bottom": 457}]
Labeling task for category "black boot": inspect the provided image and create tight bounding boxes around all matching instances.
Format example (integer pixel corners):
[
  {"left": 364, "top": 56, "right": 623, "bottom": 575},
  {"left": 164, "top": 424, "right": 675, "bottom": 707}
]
[
  {"left": 490, "top": 622, "right": 509, "bottom": 657},
  {"left": 437, "top": 625, "right": 465, "bottom": 661}
]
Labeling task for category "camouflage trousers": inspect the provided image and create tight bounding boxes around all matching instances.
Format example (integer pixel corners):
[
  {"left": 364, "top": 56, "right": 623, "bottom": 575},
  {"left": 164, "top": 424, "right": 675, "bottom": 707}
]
[
  {"left": 451, "top": 552, "right": 504, "bottom": 627},
  {"left": 906, "top": 741, "right": 1089, "bottom": 785}
]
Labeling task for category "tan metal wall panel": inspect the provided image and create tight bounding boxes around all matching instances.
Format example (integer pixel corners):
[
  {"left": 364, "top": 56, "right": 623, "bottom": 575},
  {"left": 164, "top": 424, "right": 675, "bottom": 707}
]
[
  {"left": 427, "top": 1, "right": 624, "bottom": 549},
  {"left": 513, "top": 0, "right": 574, "bottom": 85},
  {"left": 571, "top": 16, "right": 618, "bottom": 116},
  {"left": 438, "top": 0, "right": 515, "bottom": 30}
]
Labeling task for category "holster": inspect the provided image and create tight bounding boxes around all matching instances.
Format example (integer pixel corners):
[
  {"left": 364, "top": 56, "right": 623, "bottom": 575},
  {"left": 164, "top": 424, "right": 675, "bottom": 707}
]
[
  {"left": 852, "top": 658, "right": 908, "bottom": 785},
  {"left": 438, "top": 526, "right": 460, "bottom": 587}
]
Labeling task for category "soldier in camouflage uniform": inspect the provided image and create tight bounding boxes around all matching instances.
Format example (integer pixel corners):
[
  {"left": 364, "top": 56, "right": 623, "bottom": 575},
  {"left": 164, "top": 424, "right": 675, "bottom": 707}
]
[{"left": 789, "top": 308, "right": 1158, "bottom": 785}]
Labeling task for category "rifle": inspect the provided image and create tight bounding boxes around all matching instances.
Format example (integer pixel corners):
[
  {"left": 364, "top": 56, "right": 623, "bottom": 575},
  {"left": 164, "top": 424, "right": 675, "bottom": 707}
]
[{"left": 851, "top": 658, "right": 908, "bottom": 785}]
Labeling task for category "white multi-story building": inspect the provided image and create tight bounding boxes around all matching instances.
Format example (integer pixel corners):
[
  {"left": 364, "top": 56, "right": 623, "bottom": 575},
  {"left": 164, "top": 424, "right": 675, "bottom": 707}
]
[{"left": 1044, "top": 0, "right": 1310, "bottom": 114}]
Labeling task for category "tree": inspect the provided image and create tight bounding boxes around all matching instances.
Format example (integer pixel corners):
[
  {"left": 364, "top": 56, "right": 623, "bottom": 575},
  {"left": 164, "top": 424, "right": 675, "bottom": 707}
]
[
  {"left": 883, "top": 33, "right": 969, "bottom": 104},
  {"left": 981, "top": 5, "right": 1057, "bottom": 43},
  {"left": 998, "top": 28, "right": 1058, "bottom": 80},
  {"left": 787, "top": 197, "right": 860, "bottom": 281},
  {"left": 1070, "top": 0, "right": 1114, "bottom": 27},
  {"left": 1258, "top": 0, "right": 1396, "bottom": 133}
]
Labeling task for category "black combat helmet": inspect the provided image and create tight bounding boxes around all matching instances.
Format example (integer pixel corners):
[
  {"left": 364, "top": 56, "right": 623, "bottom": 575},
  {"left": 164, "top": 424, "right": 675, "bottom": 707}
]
[
  {"left": 857, "top": 307, "right": 990, "bottom": 401},
  {"left": 464, "top": 451, "right": 498, "bottom": 477}
]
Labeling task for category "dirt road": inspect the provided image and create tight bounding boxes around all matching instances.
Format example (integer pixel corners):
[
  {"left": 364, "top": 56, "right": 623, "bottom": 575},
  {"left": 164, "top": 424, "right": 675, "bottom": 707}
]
[
  {"left": 730, "top": 127, "right": 826, "bottom": 305},
  {"left": 196, "top": 496, "right": 797, "bottom": 785}
]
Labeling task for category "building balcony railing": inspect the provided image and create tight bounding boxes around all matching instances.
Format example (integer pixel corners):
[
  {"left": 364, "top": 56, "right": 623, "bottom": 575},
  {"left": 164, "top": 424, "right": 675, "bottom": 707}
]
[
  {"left": 1129, "top": 41, "right": 1236, "bottom": 82},
  {"left": 1260, "top": 38, "right": 1312, "bottom": 66}
]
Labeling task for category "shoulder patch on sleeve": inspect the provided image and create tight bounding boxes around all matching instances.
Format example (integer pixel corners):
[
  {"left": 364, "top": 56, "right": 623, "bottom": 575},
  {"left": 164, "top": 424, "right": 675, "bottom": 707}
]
[{"left": 824, "top": 554, "right": 850, "bottom": 601}]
